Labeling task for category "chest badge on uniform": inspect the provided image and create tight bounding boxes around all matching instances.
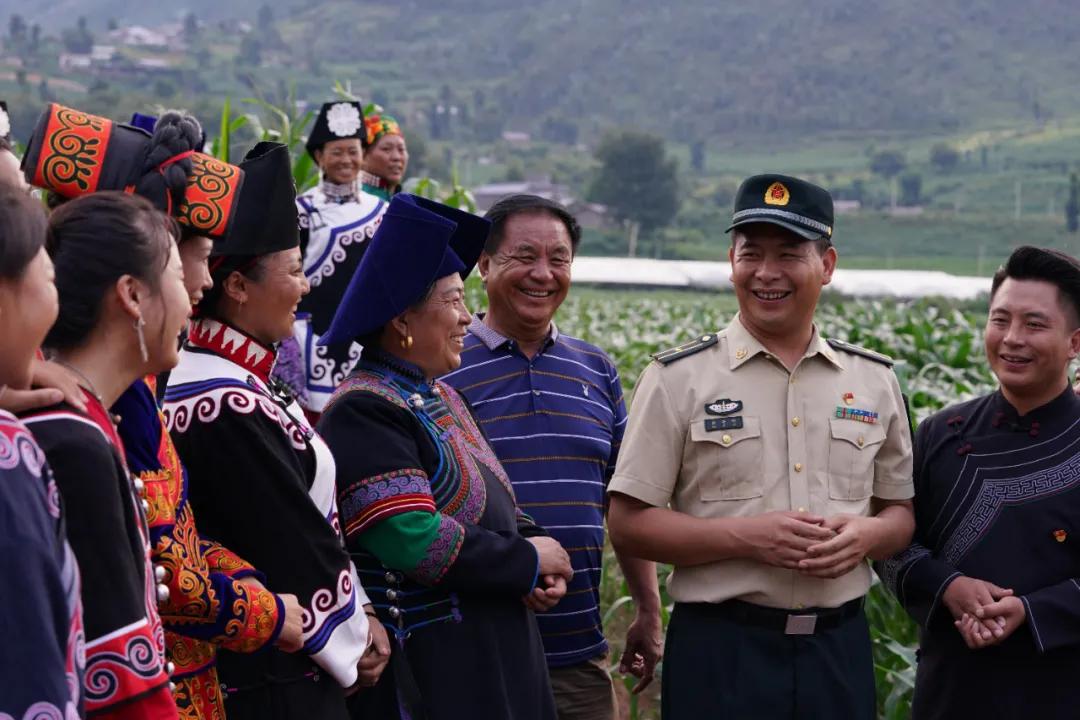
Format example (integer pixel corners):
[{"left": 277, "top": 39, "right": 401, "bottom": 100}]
[
  {"left": 842, "top": 392, "right": 855, "bottom": 405},
  {"left": 835, "top": 406, "right": 879, "bottom": 424},
  {"left": 706, "top": 417, "right": 744, "bottom": 432},
  {"left": 705, "top": 399, "right": 743, "bottom": 416},
  {"left": 1054, "top": 529, "right": 1068, "bottom": 543}
]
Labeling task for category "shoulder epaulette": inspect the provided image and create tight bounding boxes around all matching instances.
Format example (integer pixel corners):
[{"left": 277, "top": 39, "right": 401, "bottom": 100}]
[
  {"left": 826, "top": 338, "right": 895, "bottom": 367},
  {"left": 652, "top": 333, "right": 719, "bottom": 365}
]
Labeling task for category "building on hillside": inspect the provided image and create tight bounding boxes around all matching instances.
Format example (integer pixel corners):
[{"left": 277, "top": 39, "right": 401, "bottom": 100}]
[
  {"left": 107, "top": 25, "right": 169, "bottom": 50},
  {"left": 58, "top": 53, "right": 93, "bottom": 71},
  {"left": 471, "top": 180, "right": 614, "bottom": 230},
  {"left": 566, "top": 201, "right": 613, "bottom": 230},
  {"left": 834, "top": 199, "right": 862, "bottom": 214},
  {"left": 472, "top": 180, "right": 572, "bottom": 212},
  {"left": 501, "top": 131, "right": 531, "bottom": 145}
]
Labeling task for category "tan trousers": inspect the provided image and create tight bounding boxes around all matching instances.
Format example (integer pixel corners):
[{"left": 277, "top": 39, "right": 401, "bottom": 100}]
[{"left": 548, "top": 654, "right": 617, "bottom": 720}]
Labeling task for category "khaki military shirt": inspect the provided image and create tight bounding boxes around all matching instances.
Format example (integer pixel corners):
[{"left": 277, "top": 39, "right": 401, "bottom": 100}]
[{"left": 608, "top": 315, "right": 914, "bottom": 609}]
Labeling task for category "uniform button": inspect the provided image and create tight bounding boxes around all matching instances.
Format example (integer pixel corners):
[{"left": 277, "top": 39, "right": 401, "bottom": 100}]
[
  {"left": 721, "top": 434, "right": 733, "bottom": 445},
  {"left": 794, "top": 603, "right": 805, "bottom": 610},
  {"left": 154, "top": 564, "right": 167, "bottom": 583},
  {"left": 794, "top": 463, "right": 803, "bottom": 473},
  {"left": 533, "top": 390, "right": 541, "bottom": 396},
  {"left": 166, "top": 661, "right": 176, "bottom": 675},
  {"left": 385, "top": 571, "right": 397, "bottom": 584},
  {"left": 133, "top": 477, "right": 145, "bottom": 494},
  {"left": 407, "top": 393, "right": 424, "bottom": 409},
  {"left": 386, "top": 589, "right": 398, "bottom": 601},
  {"left": 156, "top": 583, "right": 171, "bottom": 603},
  {"left": 791, "top": 417, "right": 800, "bottom": 427},
  {"left": 388, "top": 607, "right": 401, "bottom": 619},
  {"left": 789, "top": 376, "right": 796, "bottom": 385},
  {"left": 797, "top": 507, "right": 806, "bottom": 513},
  {"left": 141, "top": 498, "right": 151, "bottom": 514},
  {"left": 735, "top": 348, "right": 748, "bottom": 360},
  {"left": 857, "top": 435, "right": 865, "bottom": 447},
  {"left": 168, "top": 681, "right": 177, "bottom": 693}
]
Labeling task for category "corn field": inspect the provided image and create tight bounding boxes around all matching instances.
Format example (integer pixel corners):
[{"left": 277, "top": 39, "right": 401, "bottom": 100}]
[{"left": 469, "top": 283, "right": 996, "bottom": 720}]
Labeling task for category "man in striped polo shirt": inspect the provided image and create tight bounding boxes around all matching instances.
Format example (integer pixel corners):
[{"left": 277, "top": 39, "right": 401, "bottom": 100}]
[{"left": 442, "top": 195, "right": 661, "bottom": 720}]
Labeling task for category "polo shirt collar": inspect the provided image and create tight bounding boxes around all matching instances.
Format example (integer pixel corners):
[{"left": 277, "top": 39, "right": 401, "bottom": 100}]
[
  {"left": 469, "top": 313, "right": 559, "bottom": 351},
  {"left": 725, "top": 314, "right": 844, "bottom": 371}
]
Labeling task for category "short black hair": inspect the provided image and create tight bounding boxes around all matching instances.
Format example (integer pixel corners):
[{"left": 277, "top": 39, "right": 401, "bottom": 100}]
[
  {"left": 45, "top": 192, "right": 175, "bottom": 351},
  {"left": 483, "top": 194, "right": 582, "bottom": 255},
  {"left": 991, "top": 246, "right": 1080, "bottom": 326},
  {"left": 0, "top": 183, "right": 48, "bottom": 280}
]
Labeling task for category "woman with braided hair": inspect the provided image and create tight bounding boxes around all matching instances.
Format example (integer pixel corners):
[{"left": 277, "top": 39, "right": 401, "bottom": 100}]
[{"left": 19, "top": 105, "right": 308, "bottom": 719}]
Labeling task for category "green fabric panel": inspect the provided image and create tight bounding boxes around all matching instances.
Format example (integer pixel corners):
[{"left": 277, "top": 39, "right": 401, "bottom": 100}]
[{"left": 362, "top": 510, "right": 441, "bottom": 572}]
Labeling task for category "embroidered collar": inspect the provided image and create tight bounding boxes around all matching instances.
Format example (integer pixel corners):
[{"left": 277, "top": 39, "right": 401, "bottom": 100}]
[
  {"left": 187, "top": 317, "right": 276, "bottom": 383},
  {"left": 361, "top": 171, "right": 392, "bottom": 190},
  {"left": 468, "top": 313, "right": 559, "bottom": 352},
  {"left": 320, "top": 178, "right": 359, "bottom": 203},
  {"left": 359, "top": 347, "right": 433, "bottom": 389}
]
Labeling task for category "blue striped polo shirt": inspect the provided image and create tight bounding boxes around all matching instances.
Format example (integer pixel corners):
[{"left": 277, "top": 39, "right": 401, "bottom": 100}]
[{"left": 441, "top": 314, "right": 627, "bottom": 668}]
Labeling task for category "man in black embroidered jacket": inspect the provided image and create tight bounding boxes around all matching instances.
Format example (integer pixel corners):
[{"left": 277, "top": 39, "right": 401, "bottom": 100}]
[{"left": 879, "top": 246, "right": 1080, "bottom": 719}]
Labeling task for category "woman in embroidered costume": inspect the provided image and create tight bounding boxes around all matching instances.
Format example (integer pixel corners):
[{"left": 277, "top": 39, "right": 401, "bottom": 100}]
[
  {"left": 317, "top": 194, "right": 570, "bottom": 720},
  {"left": 20, "top": 104, "right": 312, "bottom": 720},
  {"left": 19, "top": 193, "right": 185, "bottom": 719},
  {"left": 276, "top": 101, "right": 388, "bottom": 419},
  {"left": 360, "top": 111, "right": 408, "bottom": 202},
  {"left": 110, "top": 112, "right": 307, "bottom": 720},
  {"left": 0, "top": 185, "right": 85, "bottom": 718},
  {"left": 164, "top": 142, "right": 385, "bottom": 720}
]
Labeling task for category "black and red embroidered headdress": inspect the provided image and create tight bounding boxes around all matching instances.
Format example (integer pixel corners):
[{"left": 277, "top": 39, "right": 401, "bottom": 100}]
[{"left": 20, "top": 103, "right": 244, "bottom": 240}]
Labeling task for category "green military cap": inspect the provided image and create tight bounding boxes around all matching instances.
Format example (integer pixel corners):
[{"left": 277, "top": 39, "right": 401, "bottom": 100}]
[{"left": 726, "top": 173, "right": 834, "bottom": 242}]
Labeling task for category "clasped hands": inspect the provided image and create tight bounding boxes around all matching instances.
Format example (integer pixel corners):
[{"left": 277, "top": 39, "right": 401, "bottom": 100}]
[
  {"left": 523, "top": 536, "right": 573, "bottom": 612},
  {"left": 942, "top": 576, "right": 1026, "bottom": 650},
  {"left": 741, "top": 510, "right": 884, "bottom": 579}
]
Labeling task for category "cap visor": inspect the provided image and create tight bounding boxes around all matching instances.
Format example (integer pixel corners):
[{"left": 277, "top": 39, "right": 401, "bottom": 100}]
[{"left": 725, "top": 217, "right": 825, "bottom": 241}]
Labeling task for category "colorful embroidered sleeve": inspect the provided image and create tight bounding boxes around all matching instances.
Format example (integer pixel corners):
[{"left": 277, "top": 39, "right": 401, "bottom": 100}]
[
  {"left": 321, "top": 392, "right": 538, "bottom": 597},
  {"left": 24, "top": 416, "right": 175, "bottom": 719},
  {"left": 200, "top": 538, "right": 260, "bottom": 580},
  {"left": 116, "top": 380, "right": 284, "bottom": 653},
  {"left": 0, "top": 416, "right": 82, "bottom": 719}
]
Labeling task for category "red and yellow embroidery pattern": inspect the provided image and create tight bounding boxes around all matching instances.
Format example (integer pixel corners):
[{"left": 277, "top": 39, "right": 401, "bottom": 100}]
[
  {"left": 178, "top": 153, "right": 243, "bottom": 239},
  {"left": 31, "top": 103, "right": 112, "bottom": 197}
]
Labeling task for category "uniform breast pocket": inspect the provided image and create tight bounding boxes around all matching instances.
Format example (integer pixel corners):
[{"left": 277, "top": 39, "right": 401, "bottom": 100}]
[
  {"left": 827, "top": 418, "right": 887, "bottom": 500},
  {"left": 690, "top": 416, "right": 764, "bottom": 501}
]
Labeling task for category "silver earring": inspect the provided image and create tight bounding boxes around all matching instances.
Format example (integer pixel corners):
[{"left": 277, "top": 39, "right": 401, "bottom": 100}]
[{"left": 135, "top": 316, "right": 148, "bottom": 363}]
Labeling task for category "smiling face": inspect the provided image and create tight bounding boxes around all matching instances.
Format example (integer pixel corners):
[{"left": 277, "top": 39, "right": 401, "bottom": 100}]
[
  {"left": 139, "top": 242, "right": 193, "bottom": 374},
  {"left": 237, "top": 247, "right": 310, "bottom": 346},
  {"left": 478, "top": 210, "right": 573, "bottom": 339},
  {"left": 363, "top": 134, "right": 409, "bottom": 185},
  {"left": 729, "top": 225, "right": 836, "bottom": 342},
  {"left": 315, "top": 138, "right": 363, "bottom": 185},
  {"left": 985, "top": 277, "right": 1080, "bottom": 406},
  {"left": 178, "top": 233, "right": 213, "bottom": 307},
  {"left": 395, "top": 272, "right": 471, "bottom": 377}
]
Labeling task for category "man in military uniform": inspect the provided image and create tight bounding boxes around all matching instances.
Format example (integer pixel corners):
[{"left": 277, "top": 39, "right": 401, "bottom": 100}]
[{"left": 607, "top": 174, "right": 916, "bottom": 719}]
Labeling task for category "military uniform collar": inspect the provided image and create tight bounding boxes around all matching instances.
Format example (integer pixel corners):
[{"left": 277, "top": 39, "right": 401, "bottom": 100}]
[
  {"left": 725, "top": 314, "right": 843, "bottom": 371},
  {"left": 469, "top": 313, "right": 559, "bottom": 351}
]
